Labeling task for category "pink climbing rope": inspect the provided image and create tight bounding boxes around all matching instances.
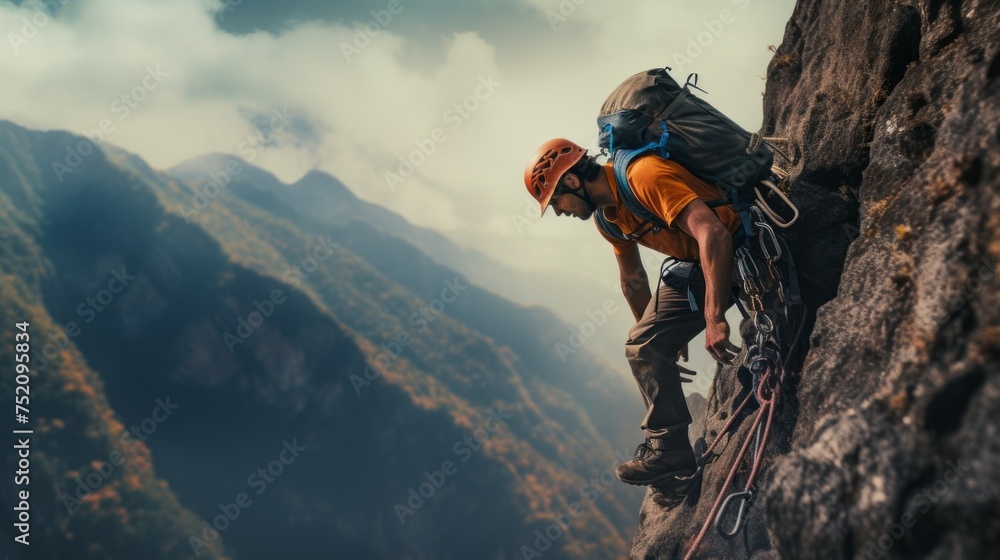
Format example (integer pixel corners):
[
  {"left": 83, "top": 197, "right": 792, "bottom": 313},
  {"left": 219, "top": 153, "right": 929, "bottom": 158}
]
[{"left": 684, "top": 362, "right": 784, "bottom": 560}]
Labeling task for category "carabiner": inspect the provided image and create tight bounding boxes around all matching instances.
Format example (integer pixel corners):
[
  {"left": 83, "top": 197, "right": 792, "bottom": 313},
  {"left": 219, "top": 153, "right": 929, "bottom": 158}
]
[
  {"left": 715, "top": 490, "right": 754, "bottom": 538},
  {"left": 736, "top": 250, "right": 759, "bottom": 282},
  {"left": 756, "top": 220, "right": 783, "bottom": 261},
  {"left": 753, "top": 311, "right": 774, "bottom": 334}
]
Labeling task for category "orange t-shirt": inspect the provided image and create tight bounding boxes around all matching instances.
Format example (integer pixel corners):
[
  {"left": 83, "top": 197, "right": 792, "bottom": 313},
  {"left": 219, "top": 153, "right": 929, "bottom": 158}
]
[{"left": 595, "top": 155, "right": 741, "bottom": 262}]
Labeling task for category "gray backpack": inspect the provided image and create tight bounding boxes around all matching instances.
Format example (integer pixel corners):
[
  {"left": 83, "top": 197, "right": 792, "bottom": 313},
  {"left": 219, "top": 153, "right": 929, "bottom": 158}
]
[{"left": 597, "top": 67, "right": 774, "bottom": 205}]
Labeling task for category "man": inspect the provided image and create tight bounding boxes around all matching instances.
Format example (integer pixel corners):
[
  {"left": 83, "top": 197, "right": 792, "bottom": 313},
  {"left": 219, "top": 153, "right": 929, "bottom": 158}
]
[{"left": 523, "top": 138, "right": 742, "bottom": 491}]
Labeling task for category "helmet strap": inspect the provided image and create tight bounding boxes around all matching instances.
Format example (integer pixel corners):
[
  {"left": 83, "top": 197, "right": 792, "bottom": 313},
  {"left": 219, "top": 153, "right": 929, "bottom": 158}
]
[
  {"left": 559, "top": 176, "right": 597, "bottom": 213},
  {"left": 566, "top": 184, "right": 597, "bottom": 213}
]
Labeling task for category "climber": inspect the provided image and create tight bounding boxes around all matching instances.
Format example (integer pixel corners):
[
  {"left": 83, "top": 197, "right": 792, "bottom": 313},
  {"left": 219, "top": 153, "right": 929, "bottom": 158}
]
[{"left": 523, "top": 138, "right": 743, "bottom": 491}]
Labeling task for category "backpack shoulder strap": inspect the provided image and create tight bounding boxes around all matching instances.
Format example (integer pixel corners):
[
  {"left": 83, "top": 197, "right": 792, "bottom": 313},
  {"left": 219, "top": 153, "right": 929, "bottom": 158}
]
[
  {"left": 609, "top": 141, "right": 749, "bottom": 240},
  {"left": 610, "top": 144, "right": 671, "bottom": 232},
  {"left": 609, "top": 131, "right": 753, "bottom": 248},
  {"left": 594, "top": 208, "right": 630, "bottom": 242},
  {"left": 594, "top": 207, "right": 661, "bottom": 243}
]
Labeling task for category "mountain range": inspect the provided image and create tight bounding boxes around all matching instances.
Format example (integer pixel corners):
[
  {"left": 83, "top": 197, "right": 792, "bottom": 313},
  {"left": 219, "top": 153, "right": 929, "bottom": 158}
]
[{"left": 0, "top": 119, "right": 663, "bottom": 560}]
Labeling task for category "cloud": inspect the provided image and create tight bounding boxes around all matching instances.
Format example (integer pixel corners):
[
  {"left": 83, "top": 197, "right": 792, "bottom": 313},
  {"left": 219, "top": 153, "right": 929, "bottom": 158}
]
[{"left": 0, "top": 0, "right": 794, "bottom": 287}]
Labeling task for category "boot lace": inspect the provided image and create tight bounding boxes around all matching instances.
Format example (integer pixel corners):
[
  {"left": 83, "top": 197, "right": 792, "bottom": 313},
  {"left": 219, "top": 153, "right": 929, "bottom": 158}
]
[{"left": 632, "top": 441, "right": 652, "bottom": 461}]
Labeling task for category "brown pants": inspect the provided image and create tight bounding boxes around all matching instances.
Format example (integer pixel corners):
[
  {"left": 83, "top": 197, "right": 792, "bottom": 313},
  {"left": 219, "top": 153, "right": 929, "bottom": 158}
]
[{"left": 625, "top": 264, "right": 719, "bottom": 439}]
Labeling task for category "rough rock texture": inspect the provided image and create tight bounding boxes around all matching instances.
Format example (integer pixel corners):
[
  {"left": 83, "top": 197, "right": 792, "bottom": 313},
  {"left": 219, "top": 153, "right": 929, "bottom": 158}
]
[
  {"left": 631, "top": 0, "right": 1000, "bottom": 558},
  {"left": 686, "top": 393, "right": 709, "bottom": 441}
]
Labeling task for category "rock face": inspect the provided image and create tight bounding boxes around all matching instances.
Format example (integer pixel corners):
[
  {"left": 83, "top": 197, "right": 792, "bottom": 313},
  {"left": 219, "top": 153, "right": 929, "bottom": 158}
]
[
  {"left": 631, "top": 0, "right": 1000, "bottom": 558},
  {"left": 685, "top": 393, "right": 708, "bottom": 441}
]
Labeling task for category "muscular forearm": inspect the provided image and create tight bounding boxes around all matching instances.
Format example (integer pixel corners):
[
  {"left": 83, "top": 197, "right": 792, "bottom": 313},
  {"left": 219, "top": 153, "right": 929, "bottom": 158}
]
[
  {"left": 622, "top": 267, "right": 651, "bottom": 322},
  {"left": 699, "top": 229, "right": 734, "bottom": 321},
  {"left": 674, "top": 199, "right": 740, "bottom": 363}
]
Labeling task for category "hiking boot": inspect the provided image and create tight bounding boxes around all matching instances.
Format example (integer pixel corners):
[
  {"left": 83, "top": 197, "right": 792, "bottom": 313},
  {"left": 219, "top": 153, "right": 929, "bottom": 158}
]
[{"left": 616, "top": 436, "right": 697, "bottom": 487}]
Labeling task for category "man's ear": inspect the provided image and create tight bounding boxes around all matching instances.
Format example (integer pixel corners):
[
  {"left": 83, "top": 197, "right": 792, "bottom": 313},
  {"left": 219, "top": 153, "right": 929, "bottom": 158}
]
[{"left": 562, "top": 173, "right": 580, "bottom": 189}]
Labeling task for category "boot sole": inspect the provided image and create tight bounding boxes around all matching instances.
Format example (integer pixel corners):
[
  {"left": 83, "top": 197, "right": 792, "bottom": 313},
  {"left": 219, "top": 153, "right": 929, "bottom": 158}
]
[
  {"left": 650, "top": 478, "right": 696, "bottom": 507},
  {"left": 617, "top": 467, "right": 697, "bottom": 487}
]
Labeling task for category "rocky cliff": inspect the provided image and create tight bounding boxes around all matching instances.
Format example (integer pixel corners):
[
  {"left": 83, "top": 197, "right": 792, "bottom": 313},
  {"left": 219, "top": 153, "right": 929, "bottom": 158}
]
[{"left": 631, "top": 0, "right": 1000, "bottom": 558}]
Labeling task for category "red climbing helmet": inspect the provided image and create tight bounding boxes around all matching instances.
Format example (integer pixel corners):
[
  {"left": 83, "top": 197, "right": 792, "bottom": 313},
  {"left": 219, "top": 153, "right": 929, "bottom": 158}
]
[{"left": 524, "top": 138, "right": 587, "bottom": 216}]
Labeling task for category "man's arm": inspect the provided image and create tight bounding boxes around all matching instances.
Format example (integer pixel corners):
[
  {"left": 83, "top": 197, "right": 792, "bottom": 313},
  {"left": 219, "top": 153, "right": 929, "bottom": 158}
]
[
  {"left": 615, "top": 244, "right": 651, "bottom": 322},
  {"left": 673, "top": 199, "right": 740, "bottom": 364}
]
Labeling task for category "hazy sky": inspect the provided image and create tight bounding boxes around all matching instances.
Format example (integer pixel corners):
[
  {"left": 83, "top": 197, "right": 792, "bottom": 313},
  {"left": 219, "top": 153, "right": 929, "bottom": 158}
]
[{"left": 0, "top": 0, "right": 795, "bottom": 289}]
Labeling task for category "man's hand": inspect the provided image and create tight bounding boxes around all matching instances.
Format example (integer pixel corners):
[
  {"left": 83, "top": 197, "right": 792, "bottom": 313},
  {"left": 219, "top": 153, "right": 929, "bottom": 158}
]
[{"left": 705, "top": 316, "right": 740, "bottom": 364}]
